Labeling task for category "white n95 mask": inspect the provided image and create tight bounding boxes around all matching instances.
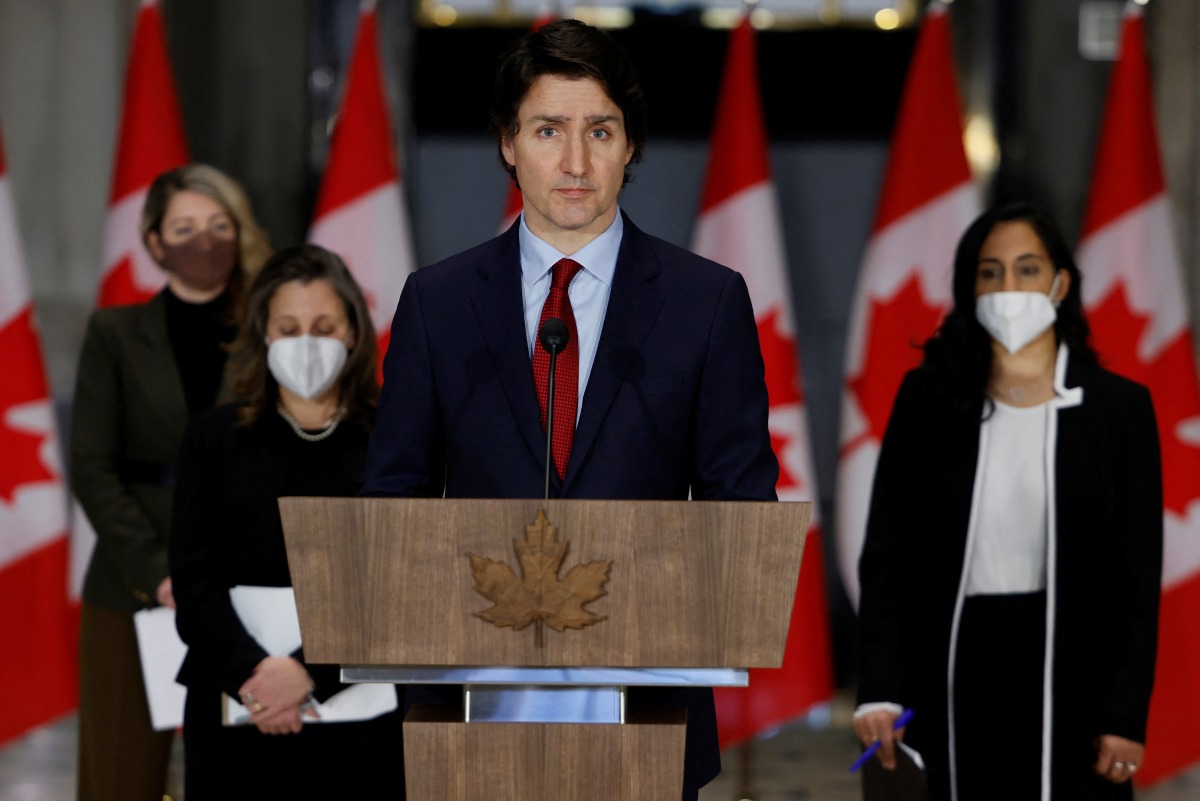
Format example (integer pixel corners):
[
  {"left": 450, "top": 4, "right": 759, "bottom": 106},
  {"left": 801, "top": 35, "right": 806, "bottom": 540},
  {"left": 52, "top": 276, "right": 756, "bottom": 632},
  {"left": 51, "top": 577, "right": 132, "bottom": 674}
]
[
  {"left": 975, "top": 274, "right": 1061, "bottom": 354},
  {"left": 267, "top": 335, "right": 349, "bottom": 399}
]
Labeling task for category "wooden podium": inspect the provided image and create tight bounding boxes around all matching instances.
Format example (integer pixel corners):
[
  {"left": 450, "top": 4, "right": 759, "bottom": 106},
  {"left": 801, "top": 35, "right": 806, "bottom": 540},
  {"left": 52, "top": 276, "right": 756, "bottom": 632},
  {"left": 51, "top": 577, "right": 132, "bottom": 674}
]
[{"left": 280, "top": 497, "right": 810, "bottom": 801}]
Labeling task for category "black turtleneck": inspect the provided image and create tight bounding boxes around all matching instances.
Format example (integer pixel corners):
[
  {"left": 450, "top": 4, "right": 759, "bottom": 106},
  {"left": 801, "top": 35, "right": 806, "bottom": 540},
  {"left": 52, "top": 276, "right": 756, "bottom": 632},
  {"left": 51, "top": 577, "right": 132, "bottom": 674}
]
[{"left": 163, "top": 287, "right": 237, "bottom": 414}]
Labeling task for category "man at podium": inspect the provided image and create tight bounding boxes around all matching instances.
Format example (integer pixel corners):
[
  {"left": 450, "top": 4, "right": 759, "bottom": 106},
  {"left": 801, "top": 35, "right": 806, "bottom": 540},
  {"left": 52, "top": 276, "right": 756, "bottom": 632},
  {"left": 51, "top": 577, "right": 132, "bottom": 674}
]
[{"left": 362, "top": 19, "right": 778, "bottom": 800}]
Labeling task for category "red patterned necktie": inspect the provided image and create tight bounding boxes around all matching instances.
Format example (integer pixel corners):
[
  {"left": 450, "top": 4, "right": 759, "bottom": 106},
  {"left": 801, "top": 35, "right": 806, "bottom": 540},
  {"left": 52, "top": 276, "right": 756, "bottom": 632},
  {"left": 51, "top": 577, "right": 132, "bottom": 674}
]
[{"left": 532, "top": 258, "right": 583, "bottom": 479}]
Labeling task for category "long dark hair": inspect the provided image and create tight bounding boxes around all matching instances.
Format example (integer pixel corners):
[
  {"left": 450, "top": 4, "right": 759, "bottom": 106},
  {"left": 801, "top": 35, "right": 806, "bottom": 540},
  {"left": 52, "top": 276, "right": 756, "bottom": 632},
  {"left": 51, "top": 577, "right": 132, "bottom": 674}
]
[
  {"left": 229, "top": 244, "right": 378, "bottom": 427},
  {"left": 921, "top": 202, "right": 1097, "bottom": 416}
]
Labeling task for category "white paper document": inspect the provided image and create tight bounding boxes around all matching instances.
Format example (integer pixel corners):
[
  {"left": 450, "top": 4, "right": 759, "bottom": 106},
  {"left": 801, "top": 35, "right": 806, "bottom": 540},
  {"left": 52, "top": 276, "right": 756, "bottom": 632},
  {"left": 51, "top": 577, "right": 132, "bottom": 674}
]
[
  {"left": 223, "top": 585, "right": 397, "bottom": 726},
  {"left": 132, "top": 607, "right": 187, "bottom": 731}
]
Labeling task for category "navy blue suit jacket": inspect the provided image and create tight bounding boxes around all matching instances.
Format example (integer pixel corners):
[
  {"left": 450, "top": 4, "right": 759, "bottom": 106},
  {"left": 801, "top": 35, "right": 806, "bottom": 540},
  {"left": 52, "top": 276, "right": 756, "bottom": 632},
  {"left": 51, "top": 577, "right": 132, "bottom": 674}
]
[{"left": 363, "top": 213, "right": 779, "bottom": 794}]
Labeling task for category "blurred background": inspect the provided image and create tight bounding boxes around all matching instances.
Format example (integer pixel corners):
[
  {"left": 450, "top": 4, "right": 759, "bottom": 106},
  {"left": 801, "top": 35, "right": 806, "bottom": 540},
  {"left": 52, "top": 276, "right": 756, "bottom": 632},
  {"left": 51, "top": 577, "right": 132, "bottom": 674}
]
[
  {"left": 5, "top": 0, "right": 1198, "bottom": 680},
  {"left": 2, "top": 0, "right": 1199, "bottom": 795}
]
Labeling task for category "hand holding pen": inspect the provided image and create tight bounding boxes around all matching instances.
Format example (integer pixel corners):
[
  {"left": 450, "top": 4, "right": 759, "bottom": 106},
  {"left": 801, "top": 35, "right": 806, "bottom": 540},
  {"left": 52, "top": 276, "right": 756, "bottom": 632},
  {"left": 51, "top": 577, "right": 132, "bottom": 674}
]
[{"left": 850, "top": 707, "right": 914, "bottom": 772}]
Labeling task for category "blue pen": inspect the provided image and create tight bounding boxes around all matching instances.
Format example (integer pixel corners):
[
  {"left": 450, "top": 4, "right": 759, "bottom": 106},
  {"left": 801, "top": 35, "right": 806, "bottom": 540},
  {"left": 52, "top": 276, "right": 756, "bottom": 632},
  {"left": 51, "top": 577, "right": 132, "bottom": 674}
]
[{"left": 849, "top": 708, "right": 914, "bottom": 773}]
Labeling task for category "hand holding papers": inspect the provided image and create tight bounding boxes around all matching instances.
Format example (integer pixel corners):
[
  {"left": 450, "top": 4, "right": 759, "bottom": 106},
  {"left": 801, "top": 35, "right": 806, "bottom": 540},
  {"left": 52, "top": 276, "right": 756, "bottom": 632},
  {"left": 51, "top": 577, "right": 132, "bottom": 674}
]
[{"left": 222, "top": 586, "right": 397, "bottom": 726}]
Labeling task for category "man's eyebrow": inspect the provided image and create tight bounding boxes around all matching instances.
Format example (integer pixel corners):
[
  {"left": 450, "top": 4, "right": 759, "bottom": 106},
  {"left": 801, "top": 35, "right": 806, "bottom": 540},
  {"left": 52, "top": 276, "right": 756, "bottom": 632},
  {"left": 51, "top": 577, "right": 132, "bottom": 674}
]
[{"left": 528, "top": 114, "right": 620, "bottom": 125}]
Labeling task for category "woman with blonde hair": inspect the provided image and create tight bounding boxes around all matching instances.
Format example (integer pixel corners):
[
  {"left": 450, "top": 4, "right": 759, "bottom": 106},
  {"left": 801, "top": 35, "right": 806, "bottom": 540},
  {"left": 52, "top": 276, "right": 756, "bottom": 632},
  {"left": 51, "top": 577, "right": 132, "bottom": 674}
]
[{"left": 72, "top": 163, "right": 269, "bottom": 801}]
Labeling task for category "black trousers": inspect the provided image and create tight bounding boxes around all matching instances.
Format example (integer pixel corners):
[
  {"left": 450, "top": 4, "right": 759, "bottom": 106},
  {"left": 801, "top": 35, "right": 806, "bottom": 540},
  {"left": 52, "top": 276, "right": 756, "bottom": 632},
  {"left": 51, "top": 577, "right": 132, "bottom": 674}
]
[
  {"left": 182, "top": 681, "right": 406, "bottom": 800},
  {"left": 953, "top": 591, "right": 1046, "bottom": 801}
]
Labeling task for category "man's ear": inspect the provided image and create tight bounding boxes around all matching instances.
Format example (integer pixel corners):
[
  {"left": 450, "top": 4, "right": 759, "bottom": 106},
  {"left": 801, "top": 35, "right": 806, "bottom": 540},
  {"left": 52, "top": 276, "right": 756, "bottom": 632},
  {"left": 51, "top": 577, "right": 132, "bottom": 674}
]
[{"left": 501, "top": 129, "right": 517, "bottom": 169}]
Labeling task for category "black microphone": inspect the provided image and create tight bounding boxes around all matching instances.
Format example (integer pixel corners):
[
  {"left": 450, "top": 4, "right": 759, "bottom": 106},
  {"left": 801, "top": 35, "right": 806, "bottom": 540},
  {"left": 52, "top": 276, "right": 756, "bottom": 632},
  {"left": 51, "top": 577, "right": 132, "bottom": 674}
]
[
  {"left": 538, "top": 318, "right": 569, "bottom": 355},
  {"left": 538, "top": 318, "right": 570, "bottom": 499}
]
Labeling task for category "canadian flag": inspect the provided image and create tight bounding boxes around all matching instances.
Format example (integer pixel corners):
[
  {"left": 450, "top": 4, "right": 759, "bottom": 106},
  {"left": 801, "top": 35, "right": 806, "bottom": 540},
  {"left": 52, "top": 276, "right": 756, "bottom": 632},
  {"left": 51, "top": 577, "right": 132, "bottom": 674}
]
[
  {"left": 309, "top": 0, "right": 415, "bottom": 370},
  {"left": 835, "top": 1, "right": 979, "bottom": 606},
  {"left": 1077, "top": 3, "right": 1200, "bottom": 785},
  {"left": 96, "top": 0, "right": 189, "bottom": 308},
  {"left": 0, "top": 121, "right": 77, "bottom": 745},
  {"left": 691, "top": 18, "right": 833, "bottom": 746},
  {"left": 72, "top": 0, "right": 189, "bottom": 609}
]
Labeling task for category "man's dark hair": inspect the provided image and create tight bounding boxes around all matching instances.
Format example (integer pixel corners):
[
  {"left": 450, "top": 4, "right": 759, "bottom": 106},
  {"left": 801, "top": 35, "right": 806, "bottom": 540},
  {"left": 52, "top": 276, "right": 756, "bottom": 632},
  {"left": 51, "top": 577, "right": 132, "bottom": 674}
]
[{"left": 489, "top": 19, "right": 647, "bottom": 187}]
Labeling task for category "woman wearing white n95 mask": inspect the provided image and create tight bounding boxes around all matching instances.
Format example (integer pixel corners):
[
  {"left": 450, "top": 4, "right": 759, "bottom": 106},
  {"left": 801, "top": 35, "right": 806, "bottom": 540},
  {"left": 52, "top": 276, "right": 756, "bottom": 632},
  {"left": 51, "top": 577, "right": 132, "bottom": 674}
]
[
  {"left": 169, "top": 245, "right": 405, "bottom": 800},
  {"left": 854, "top": 204, "right": 1162, "bottom": 801}
]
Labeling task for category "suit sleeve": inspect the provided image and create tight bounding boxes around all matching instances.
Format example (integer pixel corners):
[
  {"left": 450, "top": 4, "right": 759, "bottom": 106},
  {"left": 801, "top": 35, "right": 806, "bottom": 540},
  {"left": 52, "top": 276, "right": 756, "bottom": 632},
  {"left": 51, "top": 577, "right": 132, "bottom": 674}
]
[
  {"left": 856, "top": 371, "right": 924, "bottom": 706},
  {"left": 1100, "top": 384, "right": 1162, "bottom": 743},
  {"left": 70, "top": 311, "right": 166, "bottom": 603},
  {"left": 169, "top": 414, "right": 268, "bottom": 698},
  {"left": 689, "top": 270, "right": 779, "bottom": 501},
  {"left": 361, "top": 271, "right": 447, "bottom": 498}
]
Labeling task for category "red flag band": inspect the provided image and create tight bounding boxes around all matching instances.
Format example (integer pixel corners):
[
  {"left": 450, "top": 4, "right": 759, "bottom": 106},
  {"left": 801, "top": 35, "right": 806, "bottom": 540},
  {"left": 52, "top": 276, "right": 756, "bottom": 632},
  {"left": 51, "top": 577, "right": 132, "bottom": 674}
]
[
  {"left": 97, "top": 0, "right": 189, "bottom": 309},
  {"left": 310, "top": 0, "right": 416, "bottom": 375},
  {"left": 692, "top": 18, "right": 834, "bottom": 747},
  {"left": 1077, "top": 4, "right": 1200, "bottom": 785},
  {"left": 0, "top": 120, "right": 77, "bottom": 746},
  {"left": 836, "top": 2, "right": 979, "bottom": 607}
]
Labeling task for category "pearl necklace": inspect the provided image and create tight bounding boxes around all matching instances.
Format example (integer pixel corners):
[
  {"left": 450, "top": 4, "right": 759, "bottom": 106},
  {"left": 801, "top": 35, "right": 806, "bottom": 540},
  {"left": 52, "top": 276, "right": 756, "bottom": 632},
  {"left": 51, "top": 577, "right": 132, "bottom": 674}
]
[{"left": 277, "top": 404, "right": 346, "bottom": 442}]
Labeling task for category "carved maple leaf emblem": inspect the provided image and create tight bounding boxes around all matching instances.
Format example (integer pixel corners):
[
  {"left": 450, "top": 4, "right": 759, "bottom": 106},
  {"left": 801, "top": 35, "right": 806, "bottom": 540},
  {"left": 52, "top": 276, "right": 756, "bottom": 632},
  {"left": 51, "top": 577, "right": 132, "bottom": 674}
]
[{"left": 467, "top": 508, "right": 611, "bottom": 648}]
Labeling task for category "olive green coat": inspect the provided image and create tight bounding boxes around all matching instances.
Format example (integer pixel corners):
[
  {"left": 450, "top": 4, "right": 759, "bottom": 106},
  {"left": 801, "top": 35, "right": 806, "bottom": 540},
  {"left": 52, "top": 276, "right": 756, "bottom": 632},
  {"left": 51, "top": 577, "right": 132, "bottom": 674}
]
[{"left": 71, "top": 293, "right": 230, "bottom": 612}]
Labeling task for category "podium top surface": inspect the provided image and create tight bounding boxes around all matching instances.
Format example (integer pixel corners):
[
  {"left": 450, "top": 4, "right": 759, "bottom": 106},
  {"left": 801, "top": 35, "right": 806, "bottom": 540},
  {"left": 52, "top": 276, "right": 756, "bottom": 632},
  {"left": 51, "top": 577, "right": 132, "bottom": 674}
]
[
  {"left": 341, "top": 666, "right": 749, "bottom": 687},
  {"left": 281, "top": 497, "right": 810, "bottom": 670}
]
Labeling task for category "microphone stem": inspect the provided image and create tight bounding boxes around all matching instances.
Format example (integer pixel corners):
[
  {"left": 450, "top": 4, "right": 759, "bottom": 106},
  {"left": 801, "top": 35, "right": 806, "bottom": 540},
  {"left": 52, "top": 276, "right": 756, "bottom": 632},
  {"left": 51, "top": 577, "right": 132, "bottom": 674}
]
[{"left": 544, "top": 348, "right": 558, "bottom": 500}]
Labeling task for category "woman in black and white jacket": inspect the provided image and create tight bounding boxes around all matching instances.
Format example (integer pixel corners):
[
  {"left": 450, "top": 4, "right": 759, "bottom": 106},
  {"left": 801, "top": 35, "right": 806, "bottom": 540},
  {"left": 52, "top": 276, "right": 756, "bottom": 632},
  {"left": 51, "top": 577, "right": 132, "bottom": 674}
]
[{"left": 854, "top": 203, "right": 1162, "bottom": 801}]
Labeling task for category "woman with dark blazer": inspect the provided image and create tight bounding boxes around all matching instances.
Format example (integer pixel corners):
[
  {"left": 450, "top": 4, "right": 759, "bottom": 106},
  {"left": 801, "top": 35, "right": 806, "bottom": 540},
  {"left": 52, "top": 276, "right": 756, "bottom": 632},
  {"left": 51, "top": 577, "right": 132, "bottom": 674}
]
[
  {"left": 854, "top": 204, "right": 1162, "bottom": 801},
  {"left": 169, "top": 245, "right": 404, "bottom": 800},
  {"left": 71, "top": 164, "right": 269, "bottom": 801}
]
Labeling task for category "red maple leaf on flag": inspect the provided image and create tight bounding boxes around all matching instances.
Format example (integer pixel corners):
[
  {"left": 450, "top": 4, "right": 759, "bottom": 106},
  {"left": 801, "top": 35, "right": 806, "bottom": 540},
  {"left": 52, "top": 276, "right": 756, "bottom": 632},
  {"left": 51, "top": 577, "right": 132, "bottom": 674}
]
[
  {"left": 757, "top": 307, "right": 803, "bottom": 408},
  {"left": 845, "top": 273, "right": 946, "bottom": 451},
  {"left": 757, "top": 308, "right": 806, "bottom": 493},
  {"left": 0, "top": 308, "right": 56, "bottom": 503},
  {"left": 98, "top": 254, "right": 156, "bottom": 308},
  {"left": 770, "top": 430, "right": 803, "bottom": 493},
  {"left": 1087, "top": 283, "right": 1200, "bottom": 516}
]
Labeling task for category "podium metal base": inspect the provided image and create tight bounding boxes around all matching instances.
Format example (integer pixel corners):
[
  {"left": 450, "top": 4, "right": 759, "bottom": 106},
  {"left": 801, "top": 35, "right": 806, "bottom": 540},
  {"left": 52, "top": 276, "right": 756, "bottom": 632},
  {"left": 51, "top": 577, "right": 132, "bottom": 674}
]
[
  {"left": 403, "top": 704, "right": 686, "bottom": 801},
  {"left": 465, "top": 684, "right": 625, "bottom": 723}
]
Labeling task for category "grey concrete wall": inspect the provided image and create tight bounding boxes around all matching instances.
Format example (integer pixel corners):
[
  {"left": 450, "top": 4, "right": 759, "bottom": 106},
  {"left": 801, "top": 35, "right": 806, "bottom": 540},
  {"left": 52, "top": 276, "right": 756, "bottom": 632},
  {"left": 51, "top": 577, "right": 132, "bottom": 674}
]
[{"left": 0, "top": 0, "right": 130, "bottom": 396}]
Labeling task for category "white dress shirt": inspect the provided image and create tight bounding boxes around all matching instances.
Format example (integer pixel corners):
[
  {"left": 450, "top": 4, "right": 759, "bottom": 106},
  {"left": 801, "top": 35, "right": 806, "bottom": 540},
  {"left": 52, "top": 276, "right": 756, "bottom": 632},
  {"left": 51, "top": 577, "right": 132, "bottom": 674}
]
[{"left": 519, "top": 211, "right": 623, "bottom": 423}]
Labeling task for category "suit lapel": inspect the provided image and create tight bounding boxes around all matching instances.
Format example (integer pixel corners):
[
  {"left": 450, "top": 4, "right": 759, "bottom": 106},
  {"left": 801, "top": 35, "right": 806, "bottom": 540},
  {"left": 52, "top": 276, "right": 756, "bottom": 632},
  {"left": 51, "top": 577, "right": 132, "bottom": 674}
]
[
  {"left": 562, "top": 217, "right": 665, "bottom": 494},
  {"left": 130, "top": 293, "right": 190, "bottom": 437},
  {"left": 468, "top": 226, "right": 552, "bottom": 481}
]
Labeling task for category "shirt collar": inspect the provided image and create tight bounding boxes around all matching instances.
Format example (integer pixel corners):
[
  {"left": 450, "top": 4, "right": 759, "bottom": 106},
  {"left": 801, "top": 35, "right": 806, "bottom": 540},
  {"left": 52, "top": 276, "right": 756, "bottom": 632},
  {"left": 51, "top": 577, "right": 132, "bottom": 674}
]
[{"left": 518, "top": 210, "right": 623, "bottom": 289}]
